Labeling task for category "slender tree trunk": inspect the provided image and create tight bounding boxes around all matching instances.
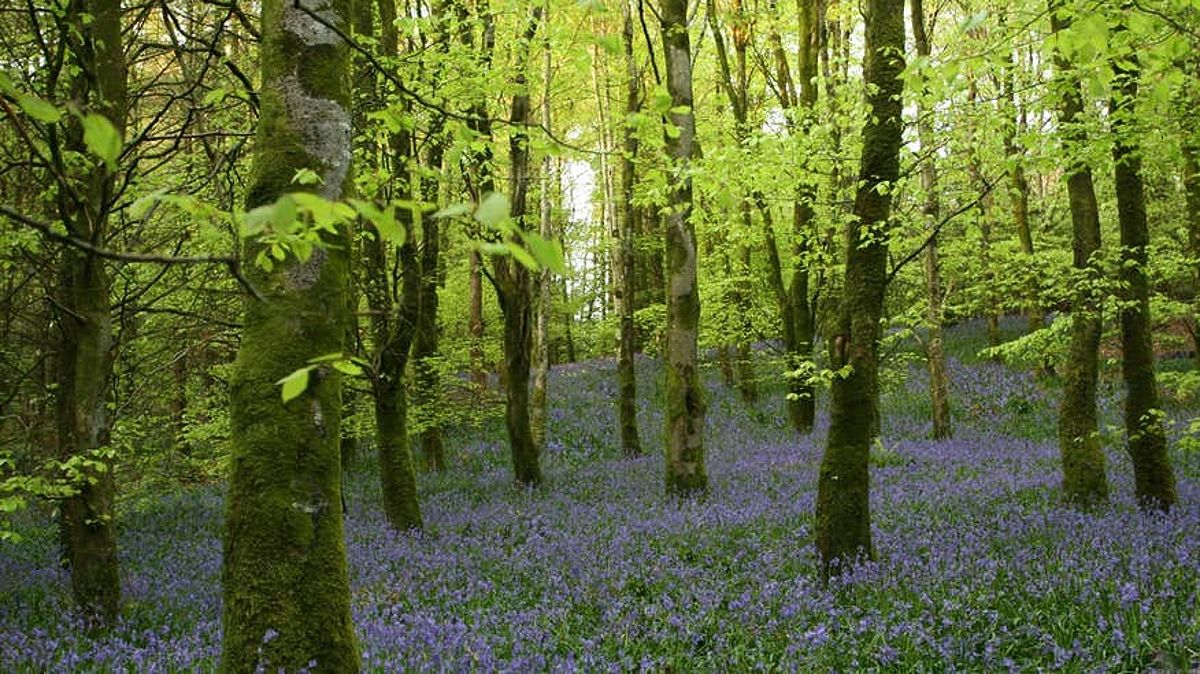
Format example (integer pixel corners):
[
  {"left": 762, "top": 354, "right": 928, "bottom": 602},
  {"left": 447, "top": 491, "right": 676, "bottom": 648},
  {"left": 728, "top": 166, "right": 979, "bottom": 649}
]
[
  {"left": 54, "top": 0, "right": 127, "bottom": 626},
  {"left": 222, "top": 0, "right": 358, "bottom": 669},
  {"left": 660, "top": 0, "right": 706, "bottom": 497},
  {"left": 1000, "top": 15, "right": 1045, "bottom": 344},
  {"left": 469, "top": 251, "right": 487, "bottom": 391},
  {"left": 615, "top": 0, "right": 643, "bottom": 457},
  {"left": 493, "top": 7, "right": 544, "bottom": 488},
  {"left": 531, "top": 5, "right": 553, "bottom": 454},
  {"left": 815, "top": 0, "right": 904, "bottom": 572},
  {"left": 911, "top": 0, "right": 952, "bottom": 440},
  {"left": 1186, "top": 143, "right": 1200, "bottom": 369},
  {"left": 413, "top": 5, "right": 453, "bottom": 473},
  {"left": 1048, "top": 2, "right": 1108, "bottom": 506},
  {"left": 1110, "top": 31, "right": 1177, "bottom": 511},
  {"left": 761, "top": 0, "right": 817, "bottom": 432},
  {"left": 966, "top": 75, "right": 1001, "bottom": 351},
  {"left": 706, "top": 0, "right": 757, "bottom": 405}
]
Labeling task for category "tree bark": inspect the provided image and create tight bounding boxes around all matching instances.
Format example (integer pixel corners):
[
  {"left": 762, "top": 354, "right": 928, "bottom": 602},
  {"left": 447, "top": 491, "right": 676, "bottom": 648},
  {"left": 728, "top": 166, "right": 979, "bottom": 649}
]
[
  {"left": 492, "top": 6, "right": 544, "bottom": 488},
  {"left": 54, "top": 0, "right": 127, "bottom": 626},
  {"left": 911, "top": 0, "right": 952, "bottom": 440},
  {"left": 660, "top": 0, "right": 706, "bottom": 497},
  {"left": 531, "top": 2, "right": 553, "bottom": 454},
  {"left": 1049, "top": 1, "right": 1108, "bottom": 506},
  {"left": 815, "top": 0, "right": 904, "bottom": 572},
  {"left": 222, "top": 0, "right": 359, "bottom": 669},
  {"left": 614, "top": 0, "right": 644, "bottom": 458},
  {"left": 1110, "top": 27, "right": 1177, "bottom": 511}
]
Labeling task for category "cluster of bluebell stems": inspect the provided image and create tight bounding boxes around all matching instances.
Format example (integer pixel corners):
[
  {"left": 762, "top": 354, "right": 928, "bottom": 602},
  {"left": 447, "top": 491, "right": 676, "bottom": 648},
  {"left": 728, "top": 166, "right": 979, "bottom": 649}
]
[{"left": 1, "top": 323, "right": 1197, "bottom": 671}]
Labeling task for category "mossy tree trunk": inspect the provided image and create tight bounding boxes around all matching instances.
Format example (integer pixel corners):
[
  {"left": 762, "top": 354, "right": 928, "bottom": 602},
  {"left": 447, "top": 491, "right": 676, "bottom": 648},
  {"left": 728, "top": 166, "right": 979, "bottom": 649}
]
[
  {"left": 221, "top": 0, "right": 358, "bottom": 670},
  {"left": 614, "top": 0, "right": 643, "bottom": 458},
  {"left": 815, "top": 0, "right": 904, "bottom": 572},
  {"left": 1110, "top": 28, "right": 1177, "bottom": 512},
  {"left": 660, "top": 0, "right": 706, "bottom": 497},
  {"left": 360, "top": 0, "right": 424, "bottom": 532},
  {"left": 53, "top": 0, "right": 127, "bottom": 626},
  {"left": 1049, "top": 1, "right": 1108, "bottom": 506},
  {"left": 492, "top": 6, "right": 544, "bottom": 488},
  {"left": 911, "top": 0, "right": 952, "bottom": 440}
]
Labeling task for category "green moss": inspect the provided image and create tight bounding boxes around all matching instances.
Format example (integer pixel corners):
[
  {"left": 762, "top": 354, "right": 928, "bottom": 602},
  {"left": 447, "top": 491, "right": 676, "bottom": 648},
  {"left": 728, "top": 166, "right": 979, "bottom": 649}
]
[{"left": 221, "top": 0, "right": 359, "bottom": 671}]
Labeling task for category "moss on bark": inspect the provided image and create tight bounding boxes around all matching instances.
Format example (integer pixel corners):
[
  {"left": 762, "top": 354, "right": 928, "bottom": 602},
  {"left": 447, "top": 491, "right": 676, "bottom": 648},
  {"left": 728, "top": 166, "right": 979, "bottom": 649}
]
[
  {"left": 815, "top": 0, "right": 904, "bottom": 573},
  {"left": 1049, "top": 2, "right": 1108, "bottom": 506},
  {"left": 221, "top": 0, "right": 359, "bottom": 670}
]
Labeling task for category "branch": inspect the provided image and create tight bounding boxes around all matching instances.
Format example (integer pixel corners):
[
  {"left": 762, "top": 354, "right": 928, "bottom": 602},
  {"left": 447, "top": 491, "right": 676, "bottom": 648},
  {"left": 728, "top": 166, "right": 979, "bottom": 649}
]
[
  {"left": 0, "top": 204, "right": 265, "bottom": 301},
  {"left": 885, "top": 173, "right": 1000, "bottom": 285}
]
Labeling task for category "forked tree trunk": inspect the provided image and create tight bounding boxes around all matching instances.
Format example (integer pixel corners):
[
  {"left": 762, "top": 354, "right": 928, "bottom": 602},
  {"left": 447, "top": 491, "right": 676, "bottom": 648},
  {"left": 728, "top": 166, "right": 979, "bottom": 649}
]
[
  {"left": 815, "top": 0, "right": 904, "bottom": 572},
  {"left": 493, "top": 6, "right": 544, "bottom": 488},
  {"left": 222, "top": 0, "right": 358, "bottom": 669}
]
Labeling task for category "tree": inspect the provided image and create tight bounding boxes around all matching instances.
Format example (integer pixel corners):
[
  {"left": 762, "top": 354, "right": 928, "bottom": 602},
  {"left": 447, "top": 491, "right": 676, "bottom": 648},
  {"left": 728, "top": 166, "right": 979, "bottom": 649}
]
[
  {"left": 660, "top": 0, "right": 706, "bottom": 497},
  {"left": 53, "top": 0, "right": 127, "bottom": 625},
  {"left": 814, "top": 0, "right": 905, "bottom": 571},
  {"left": 360, "top": 0, "right": 424, "bottom": 531},
  {"left": 492, "top": 5, "right": 545, "bottom": 488},
  {"left": 1110, "top": 10, "right": 1177, "bottom": 511},
  {"left": 910, "top": 0, "right": 952, "bottom": 440},
  {"left": 221, "top": 0, "right": 358, "bottom": 669},
  {"left": 1049, "top": 0, "right": 1108, "bottom": 506},
  {"left": 615, "top": 0, "right": 644, "bottom": 458}
]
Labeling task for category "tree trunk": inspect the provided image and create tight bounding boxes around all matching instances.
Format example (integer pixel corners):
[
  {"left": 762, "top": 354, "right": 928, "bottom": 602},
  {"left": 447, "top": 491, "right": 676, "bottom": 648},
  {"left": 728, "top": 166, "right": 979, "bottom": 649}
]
[
  {"left": 493, "top": 6, "right": 544, "bottom": 488},
  {"left": 815, "top": 0, "right": 904, "bottom": 572},
  {"left": 615, "top": 0, "right": 643, "bottom": 458},
  {"left": 911, "top": 0, "right": 952, "bottom": 440},
  {"left": 54, "top": 0, "right": 127, "bottom": 626},
  {"left": 415, "top": 173, "right": 446, "bottom": 472},
  {"left": 760, "top": 0, "right": 816, "bottom": 432},
  {"left": 1001, "top": 20, "right": 1044, "bottom": 342},
  {"left": 659, "top": 0, "right": 706, "bottom": 497},
  {"left": 1186, "top": 143, "right": 1200, "bottom": 369},
  {"left": 531, "top": 7, "right": 553, "bottom": 455},
  {"left": 1111, "top": 33, "right": 1177, "bottom": 511},
  {"left": 222, "top": 0, "right": 358, "bottom": 669},
  {"left": 1047, "top": 2, "right": 1108, "bottom": 506}
]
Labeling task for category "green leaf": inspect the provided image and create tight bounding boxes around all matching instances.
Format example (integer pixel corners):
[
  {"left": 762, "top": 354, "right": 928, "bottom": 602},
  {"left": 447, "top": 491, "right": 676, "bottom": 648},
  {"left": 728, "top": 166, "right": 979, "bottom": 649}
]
[
  {"left": 522, "top": 232, "right": 567, "bottom": 275},
  {"left": 292, "top": 168, "right": 324, "bottom": 186},
  {"left": 506, "top": 241, "right": 538, "bottom": 271},
  {"left": 332, "top": 360, "right": 363, "bottom": 376},
  {"left": 277, "top": 367, "right": 311, "bottom": 403},
  {"left": 81, "top": 113, "right": 122, "bottom": 169},
  {"left": 202, "top": 87, "right": 228, "bottom": 106},
  {"left": 432, "top": 203, "right": 472, "bottom": 219},
  {"left": 475, "top": 192, "right": 511, "bottom": 229},
  {"left": 17, "top": 93, "right": 62, "bottom": 123}
]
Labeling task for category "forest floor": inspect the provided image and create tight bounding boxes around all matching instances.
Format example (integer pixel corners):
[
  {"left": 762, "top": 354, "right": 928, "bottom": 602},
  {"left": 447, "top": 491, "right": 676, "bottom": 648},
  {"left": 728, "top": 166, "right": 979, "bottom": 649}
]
[{"left": 2, "top": 320, "right": 1198, "bottom": 672}]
